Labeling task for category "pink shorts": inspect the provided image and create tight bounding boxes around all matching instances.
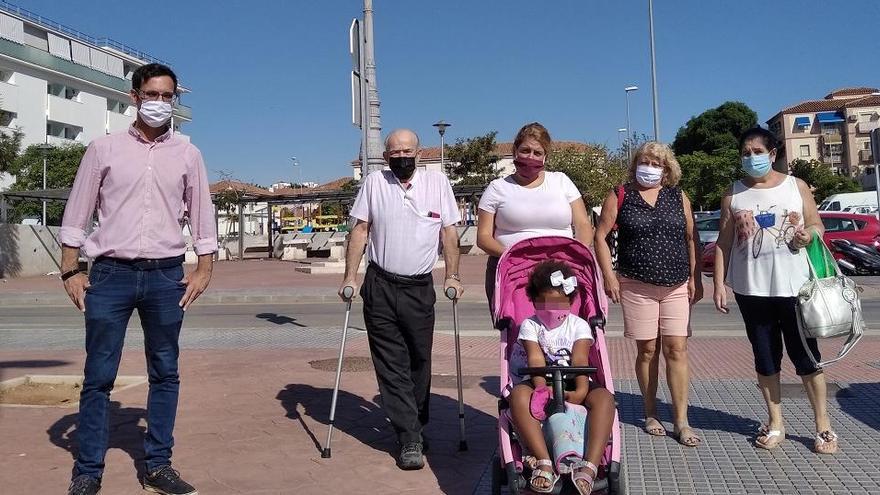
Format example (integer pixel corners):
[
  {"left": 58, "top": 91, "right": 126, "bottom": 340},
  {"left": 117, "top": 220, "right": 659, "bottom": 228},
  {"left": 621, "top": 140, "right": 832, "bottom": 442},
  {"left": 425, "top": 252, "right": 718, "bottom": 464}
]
[{"left": 619, "top": 276, "right": 691, "bottom": 340}]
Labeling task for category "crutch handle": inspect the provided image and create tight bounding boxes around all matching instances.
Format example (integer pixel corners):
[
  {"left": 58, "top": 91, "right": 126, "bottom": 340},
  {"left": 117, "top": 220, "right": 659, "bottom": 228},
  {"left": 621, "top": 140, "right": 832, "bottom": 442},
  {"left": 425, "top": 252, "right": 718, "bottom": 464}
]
[
  {"left": 342, "top": 285, "right": 355, "bottom": 300},
  {"left": 445, "top": 287, "right": 458, "bottom": 300}
]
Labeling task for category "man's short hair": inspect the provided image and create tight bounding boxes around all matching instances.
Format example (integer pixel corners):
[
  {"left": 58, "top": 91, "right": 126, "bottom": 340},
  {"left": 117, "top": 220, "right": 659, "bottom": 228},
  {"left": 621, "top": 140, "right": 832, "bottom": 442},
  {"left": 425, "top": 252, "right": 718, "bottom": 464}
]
[{"left": 132, "top": 63, "right": 178, "bottom": 92}]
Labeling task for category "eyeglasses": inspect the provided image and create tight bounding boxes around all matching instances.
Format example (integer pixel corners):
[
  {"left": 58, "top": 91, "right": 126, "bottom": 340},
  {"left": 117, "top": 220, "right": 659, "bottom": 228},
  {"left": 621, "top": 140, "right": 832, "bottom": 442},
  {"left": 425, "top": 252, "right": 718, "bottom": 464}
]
[{"left": 138, "top": 90, "right": 178, "bottom": 103}]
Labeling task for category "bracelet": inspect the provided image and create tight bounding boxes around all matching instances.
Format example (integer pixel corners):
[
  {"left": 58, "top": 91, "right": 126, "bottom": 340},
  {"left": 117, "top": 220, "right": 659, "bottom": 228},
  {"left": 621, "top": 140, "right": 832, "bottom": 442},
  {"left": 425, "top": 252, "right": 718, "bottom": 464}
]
[
  {"left": 60, "top": 269, "right": 81, "bottom": 281},
  {"left": 446, "top": 273, "right": 461, "bottom": 281}
]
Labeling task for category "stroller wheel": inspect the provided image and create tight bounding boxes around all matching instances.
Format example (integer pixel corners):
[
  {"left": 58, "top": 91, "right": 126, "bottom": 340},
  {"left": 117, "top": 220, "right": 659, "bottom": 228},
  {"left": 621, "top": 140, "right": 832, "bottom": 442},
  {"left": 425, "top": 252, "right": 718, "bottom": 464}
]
[
  {"left": 505, "top": 461, "right": 523, "bottom": 495},
  {"left": 608, "top": 461, "right": 627, "bottom": 495},
  {"left": 491, "top": 455, "right": 503, "bottom": 495}
]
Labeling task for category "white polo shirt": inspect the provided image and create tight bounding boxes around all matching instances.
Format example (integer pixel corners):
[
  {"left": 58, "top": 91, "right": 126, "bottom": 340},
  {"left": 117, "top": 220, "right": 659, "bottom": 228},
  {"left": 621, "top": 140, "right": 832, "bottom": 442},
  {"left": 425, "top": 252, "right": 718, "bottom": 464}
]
[{"left": 350, "top": 169, "right": 461, "bottom": 276}]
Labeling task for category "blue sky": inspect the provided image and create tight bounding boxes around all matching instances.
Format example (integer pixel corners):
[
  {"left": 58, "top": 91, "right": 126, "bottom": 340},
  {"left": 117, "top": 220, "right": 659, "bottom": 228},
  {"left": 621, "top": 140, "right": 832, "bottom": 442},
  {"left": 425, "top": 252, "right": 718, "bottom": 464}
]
[{"left": 22, "top": 0, "right": 880, "bottom": 186}]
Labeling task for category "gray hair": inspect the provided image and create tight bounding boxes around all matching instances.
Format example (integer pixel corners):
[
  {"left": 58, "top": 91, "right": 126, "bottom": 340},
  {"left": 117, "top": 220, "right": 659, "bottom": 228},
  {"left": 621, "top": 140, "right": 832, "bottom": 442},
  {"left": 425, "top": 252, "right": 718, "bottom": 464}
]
[{"left": 383, "top": 128, "right": 420, "bottom": 150}]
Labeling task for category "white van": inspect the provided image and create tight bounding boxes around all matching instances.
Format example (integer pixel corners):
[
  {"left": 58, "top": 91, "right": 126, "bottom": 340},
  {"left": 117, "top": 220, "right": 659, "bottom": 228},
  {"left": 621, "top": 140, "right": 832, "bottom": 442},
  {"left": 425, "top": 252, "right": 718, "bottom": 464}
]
[{"left": 818, "top": 192, "right": 878, "bottom": 212}]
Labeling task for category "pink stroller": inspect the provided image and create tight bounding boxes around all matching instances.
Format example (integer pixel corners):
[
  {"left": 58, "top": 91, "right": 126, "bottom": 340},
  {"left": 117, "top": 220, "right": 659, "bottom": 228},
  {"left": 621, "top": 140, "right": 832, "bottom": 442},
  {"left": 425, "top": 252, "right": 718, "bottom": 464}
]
[{"left": 490, "top": 236, "right": 624, "bottom": 494}]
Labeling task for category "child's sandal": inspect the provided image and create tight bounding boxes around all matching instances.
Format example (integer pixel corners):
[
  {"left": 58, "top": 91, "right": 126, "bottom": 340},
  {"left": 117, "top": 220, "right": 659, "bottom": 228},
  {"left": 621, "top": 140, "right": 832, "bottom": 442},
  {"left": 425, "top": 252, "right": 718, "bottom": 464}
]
[
  {"left": 528, "top": 459, "right": 559, "bottom": 494},
  {"left": 570, "top": 460, "right": 597, "bottom": 495}
]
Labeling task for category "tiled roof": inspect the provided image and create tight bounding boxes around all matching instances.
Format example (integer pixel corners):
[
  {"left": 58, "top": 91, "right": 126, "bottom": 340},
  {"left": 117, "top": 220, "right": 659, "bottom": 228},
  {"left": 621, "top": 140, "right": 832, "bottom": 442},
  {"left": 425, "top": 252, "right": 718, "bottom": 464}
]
[
  {"left": 209, "top": 180, "right": 273, "bottom": 197},
  {"left": 825, "top": 87, "right": 879, "bottom": 99},
  {"left": 779, "top": 99, "right": 845, "bottom": 114},
  {"left": 418, "top": 141, "right": 593, "bottom": 161},
  {"left": 271, "top": 177, "right": 354, "bottom": 196}
]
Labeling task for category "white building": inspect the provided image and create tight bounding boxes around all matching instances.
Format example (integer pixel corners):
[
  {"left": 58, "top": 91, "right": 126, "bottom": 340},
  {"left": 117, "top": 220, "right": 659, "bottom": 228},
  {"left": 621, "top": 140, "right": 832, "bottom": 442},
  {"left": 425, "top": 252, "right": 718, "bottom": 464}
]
[{"left": 0, "top": 2, "right": 192, "bottom": 191}]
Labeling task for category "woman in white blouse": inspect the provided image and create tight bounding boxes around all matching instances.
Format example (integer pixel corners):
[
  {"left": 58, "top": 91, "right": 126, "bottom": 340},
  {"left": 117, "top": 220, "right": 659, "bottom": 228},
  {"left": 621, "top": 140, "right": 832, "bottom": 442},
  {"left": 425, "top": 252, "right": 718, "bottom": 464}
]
[{"left": 477, "top": 122, "right": 593, "bottom": 307}]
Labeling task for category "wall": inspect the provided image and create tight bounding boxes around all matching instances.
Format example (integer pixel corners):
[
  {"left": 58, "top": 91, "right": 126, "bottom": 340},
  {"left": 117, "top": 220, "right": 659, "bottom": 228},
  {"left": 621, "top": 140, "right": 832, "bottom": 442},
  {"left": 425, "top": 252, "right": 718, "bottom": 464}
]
[{"left": 0, "top": 223, "right": 62, "bottom": 278}]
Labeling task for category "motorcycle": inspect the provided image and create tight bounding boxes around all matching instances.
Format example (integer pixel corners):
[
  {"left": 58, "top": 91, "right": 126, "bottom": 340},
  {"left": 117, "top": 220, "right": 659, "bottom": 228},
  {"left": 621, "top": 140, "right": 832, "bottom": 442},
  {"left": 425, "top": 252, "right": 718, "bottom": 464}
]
[{"left": 828, "top": 239, "right": 880, "bottom": 276}]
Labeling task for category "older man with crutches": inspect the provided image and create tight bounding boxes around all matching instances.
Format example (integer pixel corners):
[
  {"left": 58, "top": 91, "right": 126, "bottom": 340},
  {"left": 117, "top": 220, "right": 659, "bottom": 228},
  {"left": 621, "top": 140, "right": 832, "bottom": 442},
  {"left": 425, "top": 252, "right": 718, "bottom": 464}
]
[{"left": 325, "top": 128, "right": 463, "bottom": 470}]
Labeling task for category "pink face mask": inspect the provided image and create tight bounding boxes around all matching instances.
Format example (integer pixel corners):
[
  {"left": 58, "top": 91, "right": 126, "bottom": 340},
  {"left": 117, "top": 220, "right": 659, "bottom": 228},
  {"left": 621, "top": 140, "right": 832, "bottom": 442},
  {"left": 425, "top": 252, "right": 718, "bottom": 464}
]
[
  {"left": 513, "top": 156, "right": 544, "bottom": 182},
  {"left": 535, "top": 306, "right": 569, "bottom": 329}
]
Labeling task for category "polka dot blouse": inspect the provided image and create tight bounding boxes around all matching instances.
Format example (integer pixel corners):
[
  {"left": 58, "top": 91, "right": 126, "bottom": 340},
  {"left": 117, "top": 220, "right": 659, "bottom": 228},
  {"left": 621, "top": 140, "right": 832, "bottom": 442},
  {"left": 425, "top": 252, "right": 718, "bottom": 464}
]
[{"left": 617, "top": 185, "right": 690, "bottom": 287}]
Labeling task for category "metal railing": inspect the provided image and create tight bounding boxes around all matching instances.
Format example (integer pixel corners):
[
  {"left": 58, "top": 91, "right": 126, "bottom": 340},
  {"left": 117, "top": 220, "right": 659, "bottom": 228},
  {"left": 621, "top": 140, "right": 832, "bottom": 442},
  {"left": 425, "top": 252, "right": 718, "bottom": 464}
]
[{"left": 0, "top": 0, "right": 170, "bottom": 66}]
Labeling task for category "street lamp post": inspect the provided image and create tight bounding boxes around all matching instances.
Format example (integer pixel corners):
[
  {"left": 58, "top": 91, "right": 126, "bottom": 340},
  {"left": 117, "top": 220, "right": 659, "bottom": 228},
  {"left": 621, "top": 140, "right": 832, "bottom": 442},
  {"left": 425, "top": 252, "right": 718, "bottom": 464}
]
[
  {"left": 648, "top": 0, "right": 660, "bottom": 141},
  {"left": 624, "top": 86, "right": 639, "bottom": 164},
  {"left": 36, "top": 143, "right": 53, "bottom": 226},
  {"left": 617, "top": 128, "right": 627, "bottom": 167},
  {"left": 433, "top": 120, "right": 451, "bottom": 175}
]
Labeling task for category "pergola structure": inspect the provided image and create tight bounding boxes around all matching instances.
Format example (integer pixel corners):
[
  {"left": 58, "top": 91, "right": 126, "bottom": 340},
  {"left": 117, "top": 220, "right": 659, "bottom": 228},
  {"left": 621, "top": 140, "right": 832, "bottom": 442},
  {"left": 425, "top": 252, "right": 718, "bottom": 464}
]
[{"left": 1, "top": 183, "right": 487, "bottom": 260}]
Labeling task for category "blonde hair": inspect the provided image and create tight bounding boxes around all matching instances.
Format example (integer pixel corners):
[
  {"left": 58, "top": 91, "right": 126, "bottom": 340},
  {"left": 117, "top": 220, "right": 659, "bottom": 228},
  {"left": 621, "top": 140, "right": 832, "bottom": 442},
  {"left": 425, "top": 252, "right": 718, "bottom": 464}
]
[{"left": 628, "top": 141, "right": 682, "bottom": 187}]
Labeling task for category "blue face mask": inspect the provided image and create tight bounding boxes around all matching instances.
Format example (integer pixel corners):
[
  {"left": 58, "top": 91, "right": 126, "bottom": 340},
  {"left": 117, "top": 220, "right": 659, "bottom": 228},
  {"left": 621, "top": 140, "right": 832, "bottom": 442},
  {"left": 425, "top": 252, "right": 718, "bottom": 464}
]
[{"left": 741, "top": 153, "right": 772, "bottom": 178}]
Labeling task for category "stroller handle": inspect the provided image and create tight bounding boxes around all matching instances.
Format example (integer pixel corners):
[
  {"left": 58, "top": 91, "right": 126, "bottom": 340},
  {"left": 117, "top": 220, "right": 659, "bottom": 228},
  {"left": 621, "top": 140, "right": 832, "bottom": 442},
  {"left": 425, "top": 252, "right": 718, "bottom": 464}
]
[
  {"left": 518, "top": 366, "right": 597, "bottom": 378},
  {"left": 445, "top": 287, "right": 458, "bottom": 299}
]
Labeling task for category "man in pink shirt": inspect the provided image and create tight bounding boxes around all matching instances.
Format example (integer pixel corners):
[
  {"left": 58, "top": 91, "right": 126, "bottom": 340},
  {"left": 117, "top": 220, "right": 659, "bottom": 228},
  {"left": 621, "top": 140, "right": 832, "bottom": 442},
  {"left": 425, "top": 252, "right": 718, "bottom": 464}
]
[{"left": 60, "top": 63, "right": 216, "bottom": 495}]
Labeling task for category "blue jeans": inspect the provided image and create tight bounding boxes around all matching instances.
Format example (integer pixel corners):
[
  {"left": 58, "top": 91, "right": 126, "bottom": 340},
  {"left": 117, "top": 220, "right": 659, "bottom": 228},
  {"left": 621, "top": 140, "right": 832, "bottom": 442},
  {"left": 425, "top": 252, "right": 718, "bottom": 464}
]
[{"left": 73, "top": 258, "right": 186, "bottom": 479}]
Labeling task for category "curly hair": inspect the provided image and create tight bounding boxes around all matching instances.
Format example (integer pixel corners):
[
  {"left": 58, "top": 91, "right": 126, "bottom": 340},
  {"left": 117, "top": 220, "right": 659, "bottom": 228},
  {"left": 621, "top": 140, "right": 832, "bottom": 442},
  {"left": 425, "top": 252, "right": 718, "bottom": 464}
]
[
  {"left": 628, "top": 141, "right": 682, "bottom": 187},
  {"left": 526, "top": 260, "right": 576, "bottom": 302}
]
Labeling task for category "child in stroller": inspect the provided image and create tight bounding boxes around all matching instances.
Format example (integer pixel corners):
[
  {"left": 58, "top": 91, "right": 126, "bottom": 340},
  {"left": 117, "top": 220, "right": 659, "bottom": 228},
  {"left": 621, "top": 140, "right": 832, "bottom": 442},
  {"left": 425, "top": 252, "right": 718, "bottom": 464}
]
[{"left": 508, "top": 260, "right": 616, "bottom": 494}]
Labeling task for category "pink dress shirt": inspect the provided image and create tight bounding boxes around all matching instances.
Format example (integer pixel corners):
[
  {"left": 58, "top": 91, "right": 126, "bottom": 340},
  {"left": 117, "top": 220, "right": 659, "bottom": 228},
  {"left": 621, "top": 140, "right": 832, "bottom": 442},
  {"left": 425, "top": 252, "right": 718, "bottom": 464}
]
[{"left": 60, "top": 125, "right": 217, "bottom": 259}]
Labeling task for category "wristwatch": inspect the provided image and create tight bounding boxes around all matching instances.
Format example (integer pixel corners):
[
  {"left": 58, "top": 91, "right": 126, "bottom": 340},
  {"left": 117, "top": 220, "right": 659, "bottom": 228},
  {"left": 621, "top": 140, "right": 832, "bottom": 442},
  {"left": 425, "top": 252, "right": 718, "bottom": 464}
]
[
  {"left": 446, "top": 273, "right": 461, "bottom": 282},
  {"left": 60, "top": 269, "right": 81, "bottom": 281}
]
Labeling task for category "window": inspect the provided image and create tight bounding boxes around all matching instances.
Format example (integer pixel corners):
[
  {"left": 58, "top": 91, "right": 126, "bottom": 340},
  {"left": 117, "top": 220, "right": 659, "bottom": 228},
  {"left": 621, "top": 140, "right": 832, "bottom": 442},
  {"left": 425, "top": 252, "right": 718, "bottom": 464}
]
[
  {"left": 800, "top": 145, "right": 810, "bottom": 157},
  {"left": 697, "top": 219, "right": 719, "bottom": 231},
  {"left": 47, "top": 83, "right": 80, "bottom": 101},
  {"left": 0, "top": 110, "right": 14, "bottom": 127},
  {"left": 859, "top": 113, "right": 873, "bottom": 123},
  {"left": 855, "top": 220, "right": 867, "bottom": 229},
  {"left": 106, "top": 99, "right": 129, "bottom": 115},
  {"left": 822, "top": 217, "right": 858, "bottom": 232}
]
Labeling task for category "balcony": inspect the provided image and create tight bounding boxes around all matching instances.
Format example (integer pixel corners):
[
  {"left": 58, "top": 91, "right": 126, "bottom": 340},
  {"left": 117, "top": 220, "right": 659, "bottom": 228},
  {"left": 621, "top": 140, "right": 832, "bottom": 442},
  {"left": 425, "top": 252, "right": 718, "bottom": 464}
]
[
  {"left": 173, "top": 103, "right": 192, "bottom": 122},
  {"left": 858, "top": 121, "right": 880, "bottom": 134},
  {"left": 821, "top": 132, "right": 843, "bottom": 145},
  {"left": 0, "top": 37, "right": 128, "bottom": 94},
  {"left": 47, "top": 95, "right": 85, "bottom": 127},
  {"left": 106, "top": 110, "right": 132, "bottom": 134},
  {"left": 46, "top": 135, "right": 78, "bottom": 146},
  {"left": 0, "top": 80, "right": 19, "bottom": 112}
]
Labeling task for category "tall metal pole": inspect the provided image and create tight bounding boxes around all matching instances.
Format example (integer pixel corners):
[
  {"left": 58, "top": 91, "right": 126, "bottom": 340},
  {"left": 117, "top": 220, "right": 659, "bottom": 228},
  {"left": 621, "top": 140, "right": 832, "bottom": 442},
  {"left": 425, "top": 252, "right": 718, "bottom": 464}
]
[
  {"left": 42, "top": 154, "right": 47, "bottom": 226},
  {"left": 363, "top": 0, "right": 383, "bottom": 175},
  {"left": 648, "top": 0, "right": 660, "bottom": 141},
  {"left": 625, "top": 93, "right": 633, "bottom": 164}
]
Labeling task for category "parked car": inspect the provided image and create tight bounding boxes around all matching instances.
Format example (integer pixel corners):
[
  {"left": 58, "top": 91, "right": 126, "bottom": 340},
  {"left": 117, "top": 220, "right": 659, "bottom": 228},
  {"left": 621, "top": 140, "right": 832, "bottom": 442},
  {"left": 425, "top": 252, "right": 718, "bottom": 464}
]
[
  {"left": 701, "top": 242, "right": 716, "bottom": 276},
  {"left": 820, "top": 212, "right": 880, "bottom": 252},
  {"left": 695, "top": 214, "right": 720, "bottom": 246}
]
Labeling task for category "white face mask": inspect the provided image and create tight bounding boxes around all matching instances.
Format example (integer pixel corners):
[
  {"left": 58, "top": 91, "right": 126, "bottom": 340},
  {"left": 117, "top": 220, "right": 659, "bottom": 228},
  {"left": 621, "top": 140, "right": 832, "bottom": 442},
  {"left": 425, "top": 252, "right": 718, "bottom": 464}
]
[
  {"left": 138, "top": 100, "right": 172, "bottom": 128},
  {"left": 635, "top": 164, "right": 664, "bottom": 187}
]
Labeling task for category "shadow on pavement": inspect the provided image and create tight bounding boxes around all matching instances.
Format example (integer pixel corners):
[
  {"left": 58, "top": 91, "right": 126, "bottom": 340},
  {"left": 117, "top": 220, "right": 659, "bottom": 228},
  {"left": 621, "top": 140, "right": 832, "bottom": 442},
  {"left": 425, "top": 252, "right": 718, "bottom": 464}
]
[
  {"left": 0, "top": 359, "right": 73, "bottom": 390},
  {"left": 277, "top": 381, "right": 498, "bottom": 495},
  {"left": 255, "top": 313, "right": 307, "bottom": 327},
  {"left": 837, "top": 382, "right": 880, "bottom": 431},
  {"left": 47, "top": 401, "right": 148, "bottom": 480},
  {"left": 613, "top": 391, "right": 763, "bottom": 440}
]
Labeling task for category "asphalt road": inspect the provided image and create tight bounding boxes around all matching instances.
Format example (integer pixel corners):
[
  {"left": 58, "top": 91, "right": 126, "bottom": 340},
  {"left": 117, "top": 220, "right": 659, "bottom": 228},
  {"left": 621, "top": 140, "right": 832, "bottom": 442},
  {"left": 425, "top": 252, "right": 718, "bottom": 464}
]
[{"left": 3, "top": 300, "right": 880, "bottom": 338}]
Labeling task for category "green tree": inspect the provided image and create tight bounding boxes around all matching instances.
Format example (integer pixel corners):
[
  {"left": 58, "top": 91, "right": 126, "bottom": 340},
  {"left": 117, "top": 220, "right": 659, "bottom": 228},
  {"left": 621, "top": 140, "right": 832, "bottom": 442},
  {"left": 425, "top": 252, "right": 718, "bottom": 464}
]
[
  {"left": 547, "top": 144, "right": 627, "bottom": 208},
  {"left": 678, "top": 149, "right": 743, "bottom": 211},
  {"left": 445, "top": 131, "right": 501, "bottom": 186},
  {"left": 7, "top": 143, "right": 86, "bottom": 224},
  {"left": 789, "top": 159, "right": 861, "bottom": 203},
  {"left": 0, "top": 128, "right": 22, "bottom": 173},
  {"left": 672, "top": 101, "right": 758, "bottom": 156}
]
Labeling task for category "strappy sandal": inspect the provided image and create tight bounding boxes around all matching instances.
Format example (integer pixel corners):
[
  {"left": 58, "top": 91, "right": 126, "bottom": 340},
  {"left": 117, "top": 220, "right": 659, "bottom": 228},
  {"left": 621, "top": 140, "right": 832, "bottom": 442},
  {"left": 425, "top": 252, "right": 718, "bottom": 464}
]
[
  {"left": 673, "top": 425, "right": 702, "bottom": 447},
  {"left": 570, "top": 460, "right": 598, "bottom": 495},
  {"left": 755, "top": 424, "right": 785, "bottom": 450},
  {"left": 528, "top": 459, "right": 559, "bottom": 494},
  {"left": 644, "top": 417, "right": 666, "bottom": 436},
  {"left": 814, "top": 430, "right": 839, "bottom": 454}
]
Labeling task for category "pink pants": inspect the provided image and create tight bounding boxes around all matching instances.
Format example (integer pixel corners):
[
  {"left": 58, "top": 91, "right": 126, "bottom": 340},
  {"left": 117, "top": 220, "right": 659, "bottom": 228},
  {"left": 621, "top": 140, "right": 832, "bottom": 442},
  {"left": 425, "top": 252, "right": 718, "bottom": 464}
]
[{"left": 619, "top": 276, "right": 691, "bottom": 340}]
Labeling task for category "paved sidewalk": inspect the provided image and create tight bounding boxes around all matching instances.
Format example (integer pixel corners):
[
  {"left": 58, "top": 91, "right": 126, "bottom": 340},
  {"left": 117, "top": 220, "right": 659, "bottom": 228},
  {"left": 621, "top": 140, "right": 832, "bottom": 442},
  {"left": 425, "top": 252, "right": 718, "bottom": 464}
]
[{"left": 2, "top": 333, "right": 880, "bottom": 494}]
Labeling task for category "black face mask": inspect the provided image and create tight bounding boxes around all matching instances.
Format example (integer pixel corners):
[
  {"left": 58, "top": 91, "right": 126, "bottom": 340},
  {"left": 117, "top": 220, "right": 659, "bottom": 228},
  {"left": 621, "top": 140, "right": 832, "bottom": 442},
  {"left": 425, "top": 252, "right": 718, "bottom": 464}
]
[{"left": 388, "top": 156, "right": 416, "bottom": 181}]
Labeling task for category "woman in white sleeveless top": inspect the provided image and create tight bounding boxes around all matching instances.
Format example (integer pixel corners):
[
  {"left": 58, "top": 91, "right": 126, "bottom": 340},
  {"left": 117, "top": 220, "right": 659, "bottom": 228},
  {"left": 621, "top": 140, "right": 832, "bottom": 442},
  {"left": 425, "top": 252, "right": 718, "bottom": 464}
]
[{"left": 713, "top": 127, "right": 838, "bottom": 454}]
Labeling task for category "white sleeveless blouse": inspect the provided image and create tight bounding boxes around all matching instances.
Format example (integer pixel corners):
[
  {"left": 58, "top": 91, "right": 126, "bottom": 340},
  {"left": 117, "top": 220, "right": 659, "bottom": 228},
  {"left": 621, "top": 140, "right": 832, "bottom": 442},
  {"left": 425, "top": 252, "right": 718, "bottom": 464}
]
[{"left": 726, "top": 175, "right": 810, "bottom": 297}]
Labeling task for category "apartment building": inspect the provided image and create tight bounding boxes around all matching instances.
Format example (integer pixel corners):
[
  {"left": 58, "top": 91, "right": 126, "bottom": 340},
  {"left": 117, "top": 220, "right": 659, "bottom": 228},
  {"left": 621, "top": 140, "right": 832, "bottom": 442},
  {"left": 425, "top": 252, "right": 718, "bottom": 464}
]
[
  {"left": 0, "top": 1, "right": 191, "bottom": 190},
  {"left": 767, "top": 87, "right": 880, "bottom": 179}
]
